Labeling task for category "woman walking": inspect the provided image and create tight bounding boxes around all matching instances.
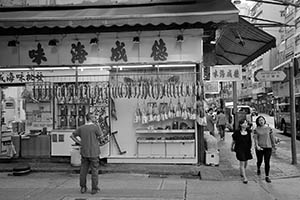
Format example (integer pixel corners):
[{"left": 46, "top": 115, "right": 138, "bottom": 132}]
[
  {"left": 253, "top": 115, "right": 276, "bottom": 183},
  {"left": 231, "top": 119, "right": 253, "bottom": 184}
]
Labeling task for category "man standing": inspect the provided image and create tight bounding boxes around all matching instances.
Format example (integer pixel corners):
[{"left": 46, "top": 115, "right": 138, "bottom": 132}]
[
  {"left": 71, "top": 112, "right": 103, "bottom": 195},
  {"left": 216, "top": 110, "right": 227, "bottom": 140},
  {"left": 206, "top": 108, "right": 216, "bottom": 136}
]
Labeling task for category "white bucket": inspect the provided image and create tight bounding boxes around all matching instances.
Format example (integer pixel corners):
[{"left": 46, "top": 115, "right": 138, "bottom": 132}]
[{"left": 70, "top": 146, "right": 81, "bottom": 167}]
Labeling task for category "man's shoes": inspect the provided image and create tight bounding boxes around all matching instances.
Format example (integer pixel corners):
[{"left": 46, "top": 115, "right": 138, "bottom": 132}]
[
  {"left": 265, "top": 177, "right": 271, "bottom": 183},
  {"left": 91, "top": 188, "right": 100, "bottom": 195},
  {"left": 80, "top": 186, "right": 87, "bottom": 194},
  {"left": 257, "top": 169, "right": 261, "bottom": 176},
  {"left": 243, "top": 179, "right": 248, "bottom": 184}
]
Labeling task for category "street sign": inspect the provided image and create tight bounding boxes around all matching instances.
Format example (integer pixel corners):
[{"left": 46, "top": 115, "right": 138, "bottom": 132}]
[{"left": 254, "top": 70, "right": 286, "bottom": 82}]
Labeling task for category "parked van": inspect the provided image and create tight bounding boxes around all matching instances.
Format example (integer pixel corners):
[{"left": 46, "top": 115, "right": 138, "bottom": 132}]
[{"left": 225, "top": 105, "right": 253, "bottom": 131}]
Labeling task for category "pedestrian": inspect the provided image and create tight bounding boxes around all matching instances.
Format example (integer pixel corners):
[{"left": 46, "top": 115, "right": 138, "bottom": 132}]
[
  {"left": 206, "top": 108, "right": 216, "bottom": 136},
  {"left": 253, "top": 115, "right": 276, "bottom": 183},
  {"left": 231, "top": 119, "right": 253, "bottom": 184},
  {"left": 70, "top": 112, "right": 103, "bottom": 194},
  {"left": 216, "top": 109, "right": 227, "bottom": 140}
]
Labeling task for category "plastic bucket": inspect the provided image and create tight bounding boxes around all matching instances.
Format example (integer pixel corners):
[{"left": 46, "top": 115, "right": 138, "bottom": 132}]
[{"left": 70, "top": 146, "right": 81, "bottom": 167}]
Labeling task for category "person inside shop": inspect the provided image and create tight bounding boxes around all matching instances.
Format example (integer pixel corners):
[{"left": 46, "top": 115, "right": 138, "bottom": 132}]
[
  {"left": 231, "top": 119, "right": 253, "bottom": 184},
  {"left": 206, "top": 108, "right": 216, "bottom": 136},
  {"left": 216, "top": 109, "right": 227, "bottom": 140},
  {"left": 70, "top": 112, "right": 103, "bottom": 194},
  {"left": 253, "top": 115, "right": 276, "bottom": 183}
]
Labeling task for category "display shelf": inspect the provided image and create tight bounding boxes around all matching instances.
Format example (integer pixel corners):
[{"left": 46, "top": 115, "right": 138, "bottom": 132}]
[{"left": 136, "top": 129, "right": 195, "bottom": 134}]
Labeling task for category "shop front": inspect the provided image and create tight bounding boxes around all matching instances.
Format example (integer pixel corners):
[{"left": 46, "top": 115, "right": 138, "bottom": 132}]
[
  {"left": 0, "top": 1, "right": 242, "bottom": 164},
  {"left": 0, "top": 1, "right": 276, "bottom": 164},
  {"left": 0, "top": 27, "right": 212, "bottom": 164}
]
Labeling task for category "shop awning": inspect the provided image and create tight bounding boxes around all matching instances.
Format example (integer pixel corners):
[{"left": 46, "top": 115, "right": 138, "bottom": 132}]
[
  {"left": 216, "top": 17, "right": 276, "bottom": 66},
  {"left": 0, "top": 1, "right": 239, "bottom": 29}
]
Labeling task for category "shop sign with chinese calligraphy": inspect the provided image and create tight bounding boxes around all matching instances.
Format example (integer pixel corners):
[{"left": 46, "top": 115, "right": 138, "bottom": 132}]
[
  {"left": 0, "top": 29, "right": 202, "bottom": 66},
  {"left": 0, "top": 71, "right": 44, "bottom": 84},
  {"left": 204, "top": 81, "right": 219, "bottom": 94},
  {"left": 210, "top": 65, "right": 242, "bottom": 82}
]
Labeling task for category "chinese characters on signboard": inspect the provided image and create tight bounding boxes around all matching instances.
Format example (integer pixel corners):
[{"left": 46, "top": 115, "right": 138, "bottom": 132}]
[
  {"left": 0, "top": 72, "right": 44, "bottom": 83},
  {"left": 27, "top": 39, "right": 170, "bottom": 65},
  {"left": 210, "top": 65, "right": 242, "bottom": 82},
  {"left": 29, "top": 43, "right": 47, "bottom": 65},
  {"left": 71, "top": 42, "right": 88, "bottom": 64}
]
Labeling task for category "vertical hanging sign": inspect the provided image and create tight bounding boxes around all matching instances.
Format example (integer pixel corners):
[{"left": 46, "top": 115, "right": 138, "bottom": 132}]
[{"left": 210, "top": 65, "right": 242, "bottom": 82}]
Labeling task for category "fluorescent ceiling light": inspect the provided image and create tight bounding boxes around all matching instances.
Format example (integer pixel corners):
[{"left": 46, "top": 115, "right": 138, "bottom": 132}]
[
  {"left": 156, "top": 64, "right": 196, "bottom": 68},
  {"left": 0, "top": 68, "right": 30, "bottom": 71}
]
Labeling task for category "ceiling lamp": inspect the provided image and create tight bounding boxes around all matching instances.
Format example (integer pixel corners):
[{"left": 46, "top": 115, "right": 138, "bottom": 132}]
[
  {"left": 177, "top": 34, "right": 184, "bottom": 43},
  {"left": 233, "top": 0, "right": 241, "bottom": 4},
  {"left": 90, "top": 37, "right": 99, "bottom": 45},
  {"left": 8, "top": 40, "right": 19, "bottom": 47},
  {"left": 133, "top": 36, "right": 140, "bottom": 44},
  {"left": 48, "top": 39, "right": 59, "bottom": 46}
]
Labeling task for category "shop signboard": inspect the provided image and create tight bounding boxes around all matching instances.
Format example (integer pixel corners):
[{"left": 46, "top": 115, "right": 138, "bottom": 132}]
[
  {"left": 210, "top": 65, "right": 242, "bottom": 82},
  {"left": 0, "top": 71, "right": 44, "bottom": 84},
  {"left": 204, "top": 81, "right": 219, "bottom": 94},
  {"left": 0, "top": 29, "right": 202, "bottom": 67}
]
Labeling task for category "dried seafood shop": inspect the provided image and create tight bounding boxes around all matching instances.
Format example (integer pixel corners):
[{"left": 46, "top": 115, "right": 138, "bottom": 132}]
[{"left": 0, "top": 0, "right": 242, "bottom": 164}]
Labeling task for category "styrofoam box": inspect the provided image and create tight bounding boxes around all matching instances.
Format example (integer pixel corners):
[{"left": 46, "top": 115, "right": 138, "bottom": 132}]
[{"left": 205, "top": 150, "right": 219, "bottom": 166}]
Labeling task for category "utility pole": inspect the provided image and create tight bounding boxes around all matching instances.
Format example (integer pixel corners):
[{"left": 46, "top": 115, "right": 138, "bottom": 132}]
[
  {"left": 233, "top": 81, "right": 238, "bottom": 131},
  {"left": 289, "top": 59, "right": 297, "bottom": 164}
]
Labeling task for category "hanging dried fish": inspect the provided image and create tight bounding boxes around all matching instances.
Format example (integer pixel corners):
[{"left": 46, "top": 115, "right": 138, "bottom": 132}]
[
  {"left": 121, "top": 83, "right": 127, "bottom": 98},
  {"left": 144, "top": 81, "right": 150, "bottom": 99},
  {"left": 136, "top": 81, "right": 141, "bottom": 99},
  {"left": 103, "top": 84, "right": 108, "bottom": 100},
  {"left": 192, "top": 82, "right": 197, "bottom": 97},
  {"left": 42, "top": 83, "right": 48, "bottom": 101},
  {"left": 172, "top": 82, "right": 176, "bottom": 98},
  {"left": 94, "top": 84, "right": 99, "bottom": 104},
  {"left": 99, "top": 84, "right": 103, "bottom": 101},
  {"left": 133, "top": 82, "right": 138, "bottom": 98},
  {"left": 176, "top": 83, "right": 180, "bottom": 98},
  {"left": 113, "top": 84, "right": 118, "bottom": 99},
  {"left": 188, "top": 82, "right": 193, "bottom": 97},
  {"left": 67, "top": 84, "right": 74, "bottom": 103},
  {"left": 181, "top": 82, "right": 187, "bottom": 97},
  {"left": 56, "top": 85, "right": 62, "bottom": 103},
  {"left": 197, "top": 81, "right": 202, "bottom": 96},
  {"left": 139, "top": 82, "right": 144, "bottom": 99},
  {"left": 160, "top": 82, "right": 165, "bottom": 99},
  {"left": 166, "top": 82, "right": 170, "bottom": 98},
  {"left": 90, "top": 84, "right": 95, "bottom": 104}
]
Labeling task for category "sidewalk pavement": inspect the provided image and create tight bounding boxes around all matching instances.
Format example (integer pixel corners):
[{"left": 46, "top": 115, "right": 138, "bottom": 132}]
[{"left": 1, "top": 115, "right": 300, "bottom": 182}]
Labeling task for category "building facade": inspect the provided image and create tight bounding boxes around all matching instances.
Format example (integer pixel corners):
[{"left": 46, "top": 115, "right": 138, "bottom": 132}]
[{"left": 239, "top": 1, "right": 284, "bottom": 113}]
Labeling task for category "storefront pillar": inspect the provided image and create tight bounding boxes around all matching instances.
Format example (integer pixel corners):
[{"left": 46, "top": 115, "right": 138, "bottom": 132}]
[{"left": 196, "top": 63, "right": 205, "bottom": 164}]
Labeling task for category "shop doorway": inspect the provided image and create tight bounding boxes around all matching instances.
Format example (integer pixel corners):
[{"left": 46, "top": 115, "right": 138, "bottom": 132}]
[
  {"left": 1, "top": 86, "right": 26, "bottom": 132},
  {"left": 0, "top": 85, "right": 26, "bottom": 158}
]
